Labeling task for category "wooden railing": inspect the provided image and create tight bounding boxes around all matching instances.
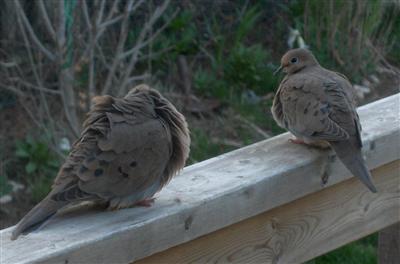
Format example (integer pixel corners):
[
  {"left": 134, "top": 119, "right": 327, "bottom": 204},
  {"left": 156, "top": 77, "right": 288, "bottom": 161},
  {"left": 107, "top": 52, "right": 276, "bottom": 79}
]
[{"left": 1, "top": 93, "right": 399, "bottom": 264}]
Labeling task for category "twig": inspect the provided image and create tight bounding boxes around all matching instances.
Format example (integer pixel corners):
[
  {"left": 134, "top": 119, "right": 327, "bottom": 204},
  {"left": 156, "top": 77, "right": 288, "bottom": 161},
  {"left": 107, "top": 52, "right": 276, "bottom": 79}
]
[
  {"left": 97, "top": 0, "right": 107, "bottom": 25},
  {"left": 210, "top": 137, "right": 243, "bottom": 148},
  {"left": 82, "top": 0, "right": 93, "bottom": 31},
  {"left": 18, "top": 97, "right": 66, "bottom": 159},
  {"left": 329, "top": 3, "right": 344, "bottom": 66},
  {"left": 76, "top": 0, "right": 127, "bottom": 68},
  {"left": 365, "top": 38, "right": 400, "bottom": 75},
  {"left": 17, "top": 11, "right": 60, "bottom": 143},
  {"left": 120, "top": 8, "right": 178, "bottom": 60},
  {"left": 0, "top": 61, "right": 18, "bottom": 68},
  {"left": 234, "top": 115, "right": 272, "bottom": 139},
  {"left": 197, "top": 45, "right": 216, "bottom": 66},
  {"left": 12, "top": 78, "right": 61, "bottom": 95},
  {"left": 177, "top": 55, "right": 192, "bottom": 96},
  {"left": 96, "top": 0, "right": 144, "bottom": 41},
  {"left": 102, "top": 0, "right": 135, "bottom": 95},
  {"left": 19, "top": 97, "right": 51, "bottom": 135},
  {"left": 147, "top": 0, "right": 153, "bottom": 84},
  {"left": 118, "top": 0, "right": 172, "bottom": 95},
  {"left": 95, "top": 42, "right": 111, "bottom": 70},
  {"left": 57, "top": 0, "right": 80, "bottom": 137},
  {"left": 125, "top": 73, "right": 151, "bottom": 85},
  {"left": 0, "top": 84, "right": 25, "bottom": 97},
  {"left": 104, "top": 0, "right": 120, "bottom": 23},
  {"left": 237, "top": 0, "right": 250, "bottom": 22},
  {"left": 14, "top": 0, "right": 56, "bottom": 61},
  {"left": 37, "top": 0, "right": 57, "bottom": 42},
  {"left": 137, "top": 46, "right": 174, "bottom": 61},
  {"left": 16, "top": 10, "right": 55, "bottom": 123},
  {"left": 82, "top": 0, "right": 97, "bottom": 103}
]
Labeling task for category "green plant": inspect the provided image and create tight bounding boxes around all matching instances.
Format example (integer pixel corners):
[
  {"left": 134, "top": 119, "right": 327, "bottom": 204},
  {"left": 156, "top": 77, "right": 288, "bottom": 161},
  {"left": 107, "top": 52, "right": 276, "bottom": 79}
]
[
  {"left": 224, "top": 44, "right": 278, "bottom": 94},
  {"left": 189, "top": 128, "right": 235, "bottom": 164},
  {"left": 193, "top": 68, "right": 228, "bottom": 99},
  {"left": 211, "top": 5, "right": 263, "bottom": 54},
  {"left": 308, "top": 234, "right": 377, "bottom": 264},
  {"left": 0, "top": 174, "right": 12, "bottom": 197},
  {"left": 233, "top": 5, "right": 262, "bottom": 47},
  {"left": 15, "top": 136, "right": 60, "bottom": 202},
  {"left": 385, "top": 3, "right": 400, "bottom": 65},
  {"left": 154, "top": 10, "right": 199, "bottom": 62},
  {"left": 0, "top": 145, "right": 13, "bottom": 196},
  {"left": 207, "top": 5, "right": 261, "bottom": 70},
  {"left": 193, "top": 5, "right": 278, "bottom": 101},
  {"left": 232, "top": 99, "right": 285, "bottom": 136},
  {"left": 290, "top": 0, "right": 399, "bottom": 82},
  {"left": 168, "top": 10, "right": 198, "bottom": 55}
]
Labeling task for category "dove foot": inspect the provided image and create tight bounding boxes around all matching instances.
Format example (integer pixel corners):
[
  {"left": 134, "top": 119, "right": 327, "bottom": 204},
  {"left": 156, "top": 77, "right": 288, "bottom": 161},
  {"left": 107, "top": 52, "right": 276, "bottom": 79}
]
[
  {"left": 321, "top": 170, "right": 330, "bottom": 186},
  {"left": 289, "top": 138, "right": 306, "bottom": 145},
  {"left": 308, "top": 141, "right": 331, "bottom": 149},
  {"left": 107, "top": 197, "right": 156, "bottom": 210},
  {"left": 135, "top": 198, "right": 156, "bottom": 207},
  {"left": 320, "top": 152, "right": 335, "bottom": 187},
  {"left": 289, "top": 138, "right": 331, "bottom": 149}
]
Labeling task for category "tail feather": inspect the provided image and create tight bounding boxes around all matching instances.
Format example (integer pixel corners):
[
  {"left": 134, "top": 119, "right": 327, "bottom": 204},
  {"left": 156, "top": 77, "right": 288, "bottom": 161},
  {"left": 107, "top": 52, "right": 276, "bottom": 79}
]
[
  {"left": 331, "top": 141, "right": 377, "bottom": 193},
  {"left": 11, "top": 182, "right": 97, "bottom": 240},
  {"left": 11, "top": 197, "right": 67, "bottom": 240}
]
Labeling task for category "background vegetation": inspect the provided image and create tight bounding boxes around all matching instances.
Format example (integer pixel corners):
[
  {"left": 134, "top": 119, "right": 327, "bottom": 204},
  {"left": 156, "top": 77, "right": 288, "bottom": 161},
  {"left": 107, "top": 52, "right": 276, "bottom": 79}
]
[{"left": 1, "top": 0, "right": 399, "bottom": 262}]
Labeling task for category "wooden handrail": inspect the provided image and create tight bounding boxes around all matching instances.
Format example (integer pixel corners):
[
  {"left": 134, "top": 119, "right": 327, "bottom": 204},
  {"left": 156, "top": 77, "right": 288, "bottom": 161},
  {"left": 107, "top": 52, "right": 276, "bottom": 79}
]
[{"left": 1, "top": 93, "right": 399, "bottom": 264}]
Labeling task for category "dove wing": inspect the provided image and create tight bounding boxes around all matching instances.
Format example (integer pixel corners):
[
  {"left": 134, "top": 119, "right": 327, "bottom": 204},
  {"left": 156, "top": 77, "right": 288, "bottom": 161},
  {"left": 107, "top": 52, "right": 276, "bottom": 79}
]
[
  {"left": 52, "top": 96, "right": 172, "bottom": 203},
  {"left": 271, "top": 77, "right": 286, "bottom": 128},
  {"left": 277, "top": 72, "right": 359, "bottom": 142}
]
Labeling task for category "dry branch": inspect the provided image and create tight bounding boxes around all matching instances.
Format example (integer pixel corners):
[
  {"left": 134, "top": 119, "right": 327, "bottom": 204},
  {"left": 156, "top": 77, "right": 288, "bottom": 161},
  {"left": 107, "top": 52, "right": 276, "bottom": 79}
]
[
  {"left": 2, "top": 0, "right": 175, "bottom": 147},
  {"left": 14, "top": 0, "right": 56, "bottom": 61}
]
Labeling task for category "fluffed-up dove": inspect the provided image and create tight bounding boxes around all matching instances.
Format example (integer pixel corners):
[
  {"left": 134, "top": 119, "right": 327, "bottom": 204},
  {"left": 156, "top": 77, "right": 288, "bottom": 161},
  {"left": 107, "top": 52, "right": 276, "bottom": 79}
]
[
  {"left": 271, "top": 48, "right": 377, "bottom": 193},
  {"left": 11, "top": 84, "right": 190, "bottom": 240}
]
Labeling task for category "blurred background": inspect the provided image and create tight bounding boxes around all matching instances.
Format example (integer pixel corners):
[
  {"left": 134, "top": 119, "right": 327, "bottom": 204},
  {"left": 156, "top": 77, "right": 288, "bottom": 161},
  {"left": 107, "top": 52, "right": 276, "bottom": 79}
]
[{"left": 0, "top": 0, "right": 399, "bottom": 262}]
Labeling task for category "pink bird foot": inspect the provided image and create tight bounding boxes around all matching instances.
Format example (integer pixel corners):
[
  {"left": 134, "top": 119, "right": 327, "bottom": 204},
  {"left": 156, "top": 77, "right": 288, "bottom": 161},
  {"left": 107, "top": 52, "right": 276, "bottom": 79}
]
[
  {"left": 288, "top": 138, "right": 306, "bottom": 145},
  {"left": 135, "top": 198, "right": 156, "bottom": 207}
]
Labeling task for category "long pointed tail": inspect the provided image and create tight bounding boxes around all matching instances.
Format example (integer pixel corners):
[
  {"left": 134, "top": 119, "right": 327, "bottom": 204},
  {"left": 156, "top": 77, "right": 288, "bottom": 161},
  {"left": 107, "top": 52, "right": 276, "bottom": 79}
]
[
  {"left": 11, "top": 197, "right": 67, "bottom": 240},
  {"left": 331, "top": 141, "right": 377, "bottom": 193}
]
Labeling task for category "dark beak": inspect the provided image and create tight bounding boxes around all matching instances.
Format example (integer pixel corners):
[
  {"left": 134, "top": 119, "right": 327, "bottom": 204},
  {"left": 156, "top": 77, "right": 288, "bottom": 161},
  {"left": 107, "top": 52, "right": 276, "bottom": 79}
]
[{"left": 273, "top": 65, "right": 283, "bottom": 76}]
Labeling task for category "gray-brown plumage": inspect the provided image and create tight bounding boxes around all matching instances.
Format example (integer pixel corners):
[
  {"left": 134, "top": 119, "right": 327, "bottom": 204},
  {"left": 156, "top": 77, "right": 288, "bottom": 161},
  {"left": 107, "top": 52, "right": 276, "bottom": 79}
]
[
  {"left": 11, "top": 84, "right": 190, "bottom": 240},
  {"left": 271, "top": 48, "right": 377, "bottom": 193}
]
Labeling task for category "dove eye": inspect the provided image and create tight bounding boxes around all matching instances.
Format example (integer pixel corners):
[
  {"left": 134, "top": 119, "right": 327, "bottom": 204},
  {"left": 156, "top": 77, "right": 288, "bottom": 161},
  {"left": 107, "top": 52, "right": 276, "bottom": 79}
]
[{"left": 290, "top": 57, "right": 298, "bottom": 64}]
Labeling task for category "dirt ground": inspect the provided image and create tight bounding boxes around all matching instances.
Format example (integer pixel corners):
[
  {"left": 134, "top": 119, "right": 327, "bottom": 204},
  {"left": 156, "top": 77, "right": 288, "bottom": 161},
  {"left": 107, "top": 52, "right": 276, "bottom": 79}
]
[{"left": 0, "top": 70, "right": 399, "bottom": 230}]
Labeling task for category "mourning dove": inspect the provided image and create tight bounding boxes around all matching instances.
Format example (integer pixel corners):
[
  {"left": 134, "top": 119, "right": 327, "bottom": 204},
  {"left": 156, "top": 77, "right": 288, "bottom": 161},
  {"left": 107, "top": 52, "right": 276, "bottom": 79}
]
[
  {"left": 11, "top": 84, "right": 190, "bottom": 240},
  {"left": 271, "top": 48, "right": 377, "bottom": 193}
]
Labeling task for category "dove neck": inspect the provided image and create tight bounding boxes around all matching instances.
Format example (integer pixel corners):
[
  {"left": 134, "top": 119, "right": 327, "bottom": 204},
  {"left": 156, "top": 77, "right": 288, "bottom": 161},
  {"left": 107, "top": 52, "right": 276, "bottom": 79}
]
[{"left": 289, "top": 63, "right": 319, "bottom": 75}]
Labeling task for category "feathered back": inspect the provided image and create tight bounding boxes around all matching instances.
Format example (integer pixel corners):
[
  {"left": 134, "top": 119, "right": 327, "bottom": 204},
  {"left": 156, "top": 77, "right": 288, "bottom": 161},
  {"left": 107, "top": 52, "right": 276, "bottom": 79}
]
[{"left": 126, "top": 85, "right": 190, "bottom": 184}]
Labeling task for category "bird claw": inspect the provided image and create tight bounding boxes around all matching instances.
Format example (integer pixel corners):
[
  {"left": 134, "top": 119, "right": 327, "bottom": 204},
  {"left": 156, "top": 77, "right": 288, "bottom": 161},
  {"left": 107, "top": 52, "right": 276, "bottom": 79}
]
[
  {"left": 321, "top": 171, "right": 329, "bottom": 186},
  {"left": 320, "top": 152, "right": 335, "bottom": 186},
  {"left": 135, "top": 198, "right": 156, "bottom": 207},
  {"left": 288, "top": 138, "right": 306, "bottom": 145}
]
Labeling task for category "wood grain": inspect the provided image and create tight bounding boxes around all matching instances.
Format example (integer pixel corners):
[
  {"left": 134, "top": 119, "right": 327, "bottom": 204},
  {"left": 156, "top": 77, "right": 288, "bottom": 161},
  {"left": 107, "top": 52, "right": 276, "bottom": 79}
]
[{"left": 138, "top": 160, "right": 400, "bottom": 264}]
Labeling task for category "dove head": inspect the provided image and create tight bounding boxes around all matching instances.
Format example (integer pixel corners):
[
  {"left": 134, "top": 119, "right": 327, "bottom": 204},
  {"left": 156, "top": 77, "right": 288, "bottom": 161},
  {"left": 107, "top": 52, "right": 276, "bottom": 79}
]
[
  {"left": 276, "top": 48, "right": 319, "bottom": 75},
  {"left": 126, "top": 84, "right": 155, "bottom": 98}
]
